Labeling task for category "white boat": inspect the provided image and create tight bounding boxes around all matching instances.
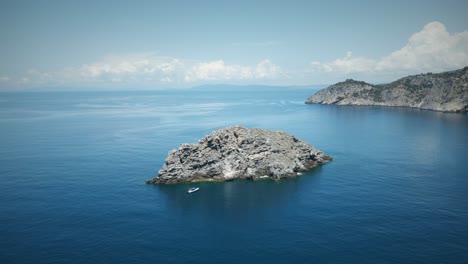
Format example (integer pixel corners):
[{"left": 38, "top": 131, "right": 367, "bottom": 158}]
[{"left": 187, "top": 187, "right": 199, "bottom": 193}]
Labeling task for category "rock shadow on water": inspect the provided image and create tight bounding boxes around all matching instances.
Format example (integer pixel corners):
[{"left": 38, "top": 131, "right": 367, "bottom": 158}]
[{"left": 151, "top": 166, "right": 324, "bottom": 218}]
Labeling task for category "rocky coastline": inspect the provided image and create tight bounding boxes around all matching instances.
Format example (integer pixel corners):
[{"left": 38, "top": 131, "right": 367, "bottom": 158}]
[{"left": 306, "top": 67, "right": 468, "bottom": 113}]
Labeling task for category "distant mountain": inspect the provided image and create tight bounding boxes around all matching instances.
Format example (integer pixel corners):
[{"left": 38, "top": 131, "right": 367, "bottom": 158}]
[{"left": 306, "top": 67, "right": 468, "bottom": 112}]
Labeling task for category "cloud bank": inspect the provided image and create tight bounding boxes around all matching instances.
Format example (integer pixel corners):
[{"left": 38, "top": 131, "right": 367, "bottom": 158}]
[
  {"left": 1, "top": 21, "right": 467, "bottom": 88},
  {"left": 6, "top": 55, "right": 282, "bottom": 88}
]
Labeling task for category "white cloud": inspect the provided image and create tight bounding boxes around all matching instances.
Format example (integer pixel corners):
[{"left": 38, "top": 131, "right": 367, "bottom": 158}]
[
  {"left": 0, "top": 76, "right": 10, "bottom": 82},
  {"left": 184, "top": 59, "right": 281, "bottom": 82},
  {"left": 79, "top": 54, "right": 184, "bottom": 79},
  {"left": 376, "top": 22, "right": 468, "bottom": 72},
  {"left": 310, "top": 51, "right": 377, "bottom": 74},
  {"left": 310, "top": 21, "right": 468, "bottom": 77},
  {"left": 7, "top": 55, "right": 282, "bottom": 88}
]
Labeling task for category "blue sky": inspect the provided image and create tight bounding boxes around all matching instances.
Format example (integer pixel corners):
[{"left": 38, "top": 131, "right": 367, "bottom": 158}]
[{"left": 1, "top": 0, "right": 468, "bottom": 89}]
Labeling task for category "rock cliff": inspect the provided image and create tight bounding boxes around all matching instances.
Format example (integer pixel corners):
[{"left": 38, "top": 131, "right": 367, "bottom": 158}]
[
  {"left": 306, "top": 67, "right": 468, "bottom": 112},
  {"left": 146, "top": 126, "right": 332, "bottom": 184}
]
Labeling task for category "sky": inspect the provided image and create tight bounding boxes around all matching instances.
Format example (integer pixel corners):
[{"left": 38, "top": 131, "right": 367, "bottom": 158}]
[{"left": 1, "top": 0, "right": 468, "bottom": 90}]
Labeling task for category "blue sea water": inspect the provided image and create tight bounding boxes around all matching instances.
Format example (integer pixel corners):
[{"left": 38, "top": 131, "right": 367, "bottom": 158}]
[{"left": 1, "top": 87, "right": 467, "bottom": 264}]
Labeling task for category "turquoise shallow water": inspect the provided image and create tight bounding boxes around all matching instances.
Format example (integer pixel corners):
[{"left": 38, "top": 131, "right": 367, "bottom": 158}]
[{"left": 1, "top": 87, "right": 467, "bottom": 264}]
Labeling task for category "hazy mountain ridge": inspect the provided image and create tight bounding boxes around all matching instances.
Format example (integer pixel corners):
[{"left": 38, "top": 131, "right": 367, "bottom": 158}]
[{"left": 306, "top": 67, "right": 468, "bottom": 112}]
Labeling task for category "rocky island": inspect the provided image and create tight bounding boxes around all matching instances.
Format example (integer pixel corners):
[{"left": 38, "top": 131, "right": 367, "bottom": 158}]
[
  {"left": 146, "top": 126, "right": 332, "bottom": 184},
  {"left": 306, "top": 67, "right": 468, "bottom": 112}
]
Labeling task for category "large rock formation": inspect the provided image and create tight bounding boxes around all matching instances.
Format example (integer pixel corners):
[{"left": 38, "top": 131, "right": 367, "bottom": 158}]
[
  {"left": 306, "top": 67, "right": 468, "bottom": 112},
  {"left": 146, "top": 126, "right": 332, "bottom": 184}
]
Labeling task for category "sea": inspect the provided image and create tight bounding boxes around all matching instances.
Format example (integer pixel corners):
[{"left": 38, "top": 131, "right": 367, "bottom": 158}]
[{"left": 1, "top": 86, "right": 467, "bottom": 264}]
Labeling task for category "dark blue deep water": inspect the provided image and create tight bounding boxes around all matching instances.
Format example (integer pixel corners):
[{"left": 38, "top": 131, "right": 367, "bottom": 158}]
[{"left": 1, "top": 87, "right": 467, "bottom": 264}]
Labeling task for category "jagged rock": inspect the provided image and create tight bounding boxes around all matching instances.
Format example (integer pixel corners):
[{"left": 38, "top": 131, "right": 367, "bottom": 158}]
[
  {"left": 306, "top": 67, "right": 468, "bottom": 113},
  {"left": 146, "top": 126, "right": 332, "bottom": 184}
]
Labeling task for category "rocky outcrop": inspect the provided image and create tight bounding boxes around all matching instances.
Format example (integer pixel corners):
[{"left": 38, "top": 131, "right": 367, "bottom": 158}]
[
  {"left": 306, "top": 67, "right": 468, "bottom": 113},
  {"left": 146, "top": 126, "right": 332, "bottom": 184}
]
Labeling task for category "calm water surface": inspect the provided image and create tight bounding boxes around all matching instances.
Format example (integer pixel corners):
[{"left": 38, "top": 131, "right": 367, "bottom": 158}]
[{"left": 1, "top": 87, "right": 467, "bottom": 264}]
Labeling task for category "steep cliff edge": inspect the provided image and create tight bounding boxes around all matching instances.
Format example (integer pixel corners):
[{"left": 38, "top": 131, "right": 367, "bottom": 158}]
[
  {"left": 146, "top": 126, "right": 332, "bottom": 184},
  {"left": 306, "top": 67, "right": 468, "bottom": 112}
]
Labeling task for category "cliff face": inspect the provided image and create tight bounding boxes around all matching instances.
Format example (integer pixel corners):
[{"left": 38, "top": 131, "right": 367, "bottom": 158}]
[
  {"left": 306, "top": 67, "right": 468, "bottom": 112},
  {"left": 146, "top": 126, "right": 331, "bottom": 184}
]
